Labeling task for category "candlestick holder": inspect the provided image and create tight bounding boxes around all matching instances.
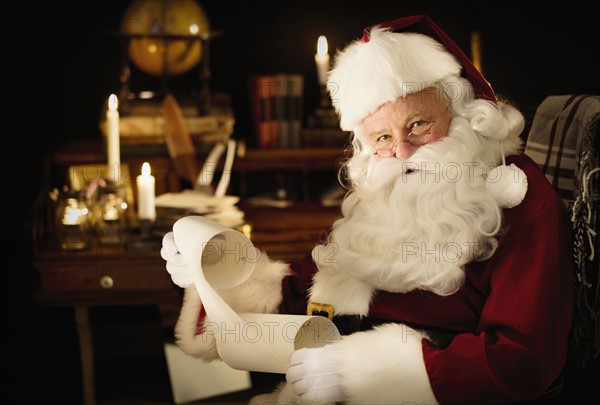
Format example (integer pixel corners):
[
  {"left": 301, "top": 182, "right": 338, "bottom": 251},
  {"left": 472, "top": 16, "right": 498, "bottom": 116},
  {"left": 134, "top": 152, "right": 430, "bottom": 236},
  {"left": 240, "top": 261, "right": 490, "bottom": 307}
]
[
  {"left": 140, "top": 218, "right": 153, "bottom": 240},
  {"left": 303, "top": 85, "right": 349, "bottom": 148},
  {"left": 128, "top": 219, "right": 162, "bottom": 252},
  {"left": 307, "top": 85, "right": 339, "bottom": 129}
]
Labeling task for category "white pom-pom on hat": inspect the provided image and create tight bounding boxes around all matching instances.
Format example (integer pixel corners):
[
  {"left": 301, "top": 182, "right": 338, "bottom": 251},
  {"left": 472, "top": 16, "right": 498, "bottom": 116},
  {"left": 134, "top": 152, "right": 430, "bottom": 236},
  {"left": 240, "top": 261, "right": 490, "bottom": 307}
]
[{"left": 485, "top": 145, "right": 528, "bottom": 209}]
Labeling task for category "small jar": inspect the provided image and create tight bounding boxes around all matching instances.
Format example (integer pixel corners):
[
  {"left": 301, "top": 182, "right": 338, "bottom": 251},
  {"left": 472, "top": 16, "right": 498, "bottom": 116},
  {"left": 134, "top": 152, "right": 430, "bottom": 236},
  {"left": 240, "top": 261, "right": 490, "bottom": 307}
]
[
  {"left": 56, "top": 191, "right": 90, "bottom": 250},
  {"left": 95, "top": 185, "right": 128, "bottom": 245}
]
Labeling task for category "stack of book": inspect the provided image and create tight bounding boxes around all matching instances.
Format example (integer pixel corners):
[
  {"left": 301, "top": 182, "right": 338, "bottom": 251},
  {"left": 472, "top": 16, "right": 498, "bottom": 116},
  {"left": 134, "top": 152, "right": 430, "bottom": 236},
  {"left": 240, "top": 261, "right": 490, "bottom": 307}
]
[
  {"left": 248, "top": 74, "right": 304, "bottom": 149},
  {"left": 153, "top": 190, "right": 246, "bottom": 235},
  {"left": 99, "top": 95, "right": 234, "bottom": 146}
]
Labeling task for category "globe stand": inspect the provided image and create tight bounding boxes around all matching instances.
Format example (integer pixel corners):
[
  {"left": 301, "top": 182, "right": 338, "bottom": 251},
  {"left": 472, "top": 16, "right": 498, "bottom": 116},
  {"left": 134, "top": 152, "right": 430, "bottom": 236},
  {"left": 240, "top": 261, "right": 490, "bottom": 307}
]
[
  {"left": 118, "top": 36, "right": 134, "bottom": 116},
  {"left": 116, "top": 31, "right": 223, "bottom": 117},
  {"left": 197, "top": 31, "right": 223, "bottom": 116}
]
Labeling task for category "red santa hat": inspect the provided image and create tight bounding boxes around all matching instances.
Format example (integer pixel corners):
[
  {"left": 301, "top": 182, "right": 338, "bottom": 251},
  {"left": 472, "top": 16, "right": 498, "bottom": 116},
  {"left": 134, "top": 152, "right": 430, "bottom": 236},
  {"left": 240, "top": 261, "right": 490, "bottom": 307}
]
[
  {"left": 329, "top": 15, "right": 528, "bottom": 209},
  {"left": 328, "top": 15, "right": 496, "bottom": 131}
]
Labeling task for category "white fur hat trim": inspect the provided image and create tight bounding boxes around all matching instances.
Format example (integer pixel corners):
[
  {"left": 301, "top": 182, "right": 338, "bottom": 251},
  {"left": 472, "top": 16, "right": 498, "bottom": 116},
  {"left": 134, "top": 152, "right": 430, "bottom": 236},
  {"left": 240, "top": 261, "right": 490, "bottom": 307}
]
[{"left": 328, "top": 26, "right": 462, "bottom": 130}]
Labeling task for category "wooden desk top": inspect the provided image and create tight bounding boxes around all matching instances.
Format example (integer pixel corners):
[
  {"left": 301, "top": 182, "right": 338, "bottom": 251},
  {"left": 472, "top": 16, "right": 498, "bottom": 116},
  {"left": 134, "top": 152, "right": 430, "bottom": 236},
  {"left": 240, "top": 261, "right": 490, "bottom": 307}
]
[{"left": 33, "top": 203, "right": 341, "bottom": 307}]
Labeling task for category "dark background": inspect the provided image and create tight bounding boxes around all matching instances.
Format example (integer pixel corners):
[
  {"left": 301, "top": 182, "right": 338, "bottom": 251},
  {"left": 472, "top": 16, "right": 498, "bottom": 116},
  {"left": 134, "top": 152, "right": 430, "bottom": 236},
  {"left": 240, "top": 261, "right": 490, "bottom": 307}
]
[
  {"left": 15, "top": 0, "right": 599, "bottom": 403},
  {"left": 18, "top": 0, "right": 600, "bottom": 206}
]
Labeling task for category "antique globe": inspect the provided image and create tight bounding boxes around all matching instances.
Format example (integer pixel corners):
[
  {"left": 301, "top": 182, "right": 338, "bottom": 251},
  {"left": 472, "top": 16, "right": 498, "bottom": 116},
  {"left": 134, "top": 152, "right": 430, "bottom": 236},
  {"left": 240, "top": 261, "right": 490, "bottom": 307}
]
[{"left": 120, "top": 0, "right": 210, "bottom": 77}]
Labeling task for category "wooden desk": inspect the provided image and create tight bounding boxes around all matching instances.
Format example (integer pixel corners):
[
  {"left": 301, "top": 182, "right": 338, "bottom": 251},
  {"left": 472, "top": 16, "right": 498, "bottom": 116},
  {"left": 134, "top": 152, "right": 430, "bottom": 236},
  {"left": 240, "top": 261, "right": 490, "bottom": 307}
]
[
  {"left": 33, "top": 138, "right": 343, "bottom": 403},
  {"left": 32, "top": 203, "right": 340, "bottom": 405}
]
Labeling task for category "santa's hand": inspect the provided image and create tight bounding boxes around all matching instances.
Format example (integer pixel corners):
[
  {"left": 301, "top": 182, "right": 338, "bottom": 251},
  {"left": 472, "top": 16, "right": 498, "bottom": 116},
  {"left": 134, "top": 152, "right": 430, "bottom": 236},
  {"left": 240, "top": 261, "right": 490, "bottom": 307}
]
[
  {"left": 160, "top": 231, "right": 193, "bottom": 288},
  {"left": 286, "top": 346, "right": 344, "bottom": 404}
]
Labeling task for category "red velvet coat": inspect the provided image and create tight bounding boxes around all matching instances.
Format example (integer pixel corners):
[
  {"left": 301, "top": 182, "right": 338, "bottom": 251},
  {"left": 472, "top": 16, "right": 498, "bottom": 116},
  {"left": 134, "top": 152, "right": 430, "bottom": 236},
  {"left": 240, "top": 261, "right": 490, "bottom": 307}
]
[{"left": 279, "top": 153, "right": 573, "bottom": 403}]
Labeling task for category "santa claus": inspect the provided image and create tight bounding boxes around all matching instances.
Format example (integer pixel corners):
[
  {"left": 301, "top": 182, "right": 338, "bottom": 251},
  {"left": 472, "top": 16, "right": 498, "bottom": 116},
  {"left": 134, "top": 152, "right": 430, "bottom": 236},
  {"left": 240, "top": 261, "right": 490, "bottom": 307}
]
[{"left": 161, "top": 15, "right": 573, "bottom": 404}]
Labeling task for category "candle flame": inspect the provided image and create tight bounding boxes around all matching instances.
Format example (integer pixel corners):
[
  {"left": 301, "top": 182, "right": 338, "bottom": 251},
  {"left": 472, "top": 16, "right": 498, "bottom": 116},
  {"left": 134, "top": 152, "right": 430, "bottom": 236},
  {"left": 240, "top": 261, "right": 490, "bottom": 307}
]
[
  {"left": 141, "top": 161, "right": 151, "bottom": 176},
  {"left": 62, "top": 198, "right": 87, "bottom": 225},
  {"left": 317, "top": 35, "right": 328, "bottom": 57},
  {"left": 108, "top": 94, "right": 118, "bottom": 111}
]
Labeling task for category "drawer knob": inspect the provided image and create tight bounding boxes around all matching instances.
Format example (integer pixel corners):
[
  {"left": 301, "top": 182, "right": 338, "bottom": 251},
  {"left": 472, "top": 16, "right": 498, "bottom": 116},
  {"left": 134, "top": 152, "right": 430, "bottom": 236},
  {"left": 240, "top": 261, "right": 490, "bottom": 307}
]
[{"left": 100, "top": 276, "right": 114, "bottom": 289}]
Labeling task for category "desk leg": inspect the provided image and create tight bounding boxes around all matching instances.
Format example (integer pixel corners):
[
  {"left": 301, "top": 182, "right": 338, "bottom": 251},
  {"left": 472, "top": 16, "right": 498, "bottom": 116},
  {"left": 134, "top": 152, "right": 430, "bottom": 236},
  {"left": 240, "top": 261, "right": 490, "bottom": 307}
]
[{"left": 75, "top": 305, "right": 96, "bottom": 405}]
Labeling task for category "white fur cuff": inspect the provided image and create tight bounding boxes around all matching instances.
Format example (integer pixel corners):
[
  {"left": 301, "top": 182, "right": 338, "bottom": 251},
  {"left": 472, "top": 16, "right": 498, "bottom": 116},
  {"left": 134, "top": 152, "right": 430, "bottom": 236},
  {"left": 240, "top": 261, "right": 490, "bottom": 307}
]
[
  {"left": 175, "top": 289, "right": 219, "bottom": 360},
  {"left": 332, "top": 323, "right": 438, "bottom": 404}
]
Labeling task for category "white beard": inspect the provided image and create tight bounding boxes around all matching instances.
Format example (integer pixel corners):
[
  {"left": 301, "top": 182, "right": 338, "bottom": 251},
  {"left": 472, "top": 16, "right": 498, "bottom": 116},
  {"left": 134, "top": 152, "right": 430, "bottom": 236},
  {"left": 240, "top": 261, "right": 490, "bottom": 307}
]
[{"left": 312, "top": 117, "right": 505, "bottom": 296}]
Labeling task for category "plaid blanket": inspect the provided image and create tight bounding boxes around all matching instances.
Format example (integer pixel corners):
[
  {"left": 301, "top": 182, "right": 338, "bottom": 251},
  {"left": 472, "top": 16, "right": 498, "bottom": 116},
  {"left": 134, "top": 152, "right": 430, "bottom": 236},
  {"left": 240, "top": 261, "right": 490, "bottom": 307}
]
[{"left": 525, "top": 94, "right": 600, "bottom": 367}]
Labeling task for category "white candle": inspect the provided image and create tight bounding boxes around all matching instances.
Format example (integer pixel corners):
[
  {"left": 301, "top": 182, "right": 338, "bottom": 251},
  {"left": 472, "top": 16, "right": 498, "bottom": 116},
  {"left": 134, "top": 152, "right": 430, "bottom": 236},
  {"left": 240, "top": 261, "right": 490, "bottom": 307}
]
[
  {"left": 137, "top": 162, "right": 156, "bottom": 221},
  {"left": 314, "top": 35, "right": 330, "bottom": 86},
  {"left": 106, "top": 94, "right": 120, "bottom": 183}
]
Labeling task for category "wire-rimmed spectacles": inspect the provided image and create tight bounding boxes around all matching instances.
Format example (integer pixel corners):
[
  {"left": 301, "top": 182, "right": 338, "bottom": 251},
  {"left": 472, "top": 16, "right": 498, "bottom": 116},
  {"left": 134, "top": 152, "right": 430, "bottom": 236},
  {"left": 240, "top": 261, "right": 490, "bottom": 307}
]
[{"left": 372, "top": 107, "right": 451, "bottom": 158}]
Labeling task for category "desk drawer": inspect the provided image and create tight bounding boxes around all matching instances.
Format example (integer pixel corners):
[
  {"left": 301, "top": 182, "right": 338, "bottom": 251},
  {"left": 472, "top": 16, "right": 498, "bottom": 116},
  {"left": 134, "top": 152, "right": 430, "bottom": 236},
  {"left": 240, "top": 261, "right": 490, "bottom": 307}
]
[{"left": 36, "top": 260, "right": 173, "bottom": 293}]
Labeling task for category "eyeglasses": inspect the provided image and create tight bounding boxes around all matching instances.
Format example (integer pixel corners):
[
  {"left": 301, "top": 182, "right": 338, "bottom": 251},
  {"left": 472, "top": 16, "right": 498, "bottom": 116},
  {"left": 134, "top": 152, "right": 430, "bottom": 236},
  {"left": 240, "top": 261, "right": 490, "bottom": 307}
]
[{"left": 372, "top": 107, "right": 451, "bottom": 158}]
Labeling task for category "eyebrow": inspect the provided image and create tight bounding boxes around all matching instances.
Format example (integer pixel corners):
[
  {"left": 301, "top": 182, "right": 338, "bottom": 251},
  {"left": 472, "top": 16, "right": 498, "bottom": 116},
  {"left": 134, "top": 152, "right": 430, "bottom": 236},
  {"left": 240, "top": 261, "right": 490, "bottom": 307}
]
[{"left": 367, "top": 113, "right": 421, "bottom": 139}]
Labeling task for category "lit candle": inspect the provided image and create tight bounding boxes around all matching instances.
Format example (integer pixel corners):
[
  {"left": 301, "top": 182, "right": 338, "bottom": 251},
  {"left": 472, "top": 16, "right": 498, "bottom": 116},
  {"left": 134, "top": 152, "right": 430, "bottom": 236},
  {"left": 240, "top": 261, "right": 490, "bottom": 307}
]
[
  {"left": 315, "top": 35, "right": 330, "bottom": 86},
  {"left": 137, "top": 162, "right": 156, "bottom": 221},
  {"left": 60, "top": 197, "right": 89, "bottom": 250},
  {"left": 106, "top": 94, "right": 120, "bottom": 183},
  {"left": 470, "top": 31, "right": 483, "bottom": 73},
  {"left": 62, "top": 198, "right": 88, "bottom": 225}
]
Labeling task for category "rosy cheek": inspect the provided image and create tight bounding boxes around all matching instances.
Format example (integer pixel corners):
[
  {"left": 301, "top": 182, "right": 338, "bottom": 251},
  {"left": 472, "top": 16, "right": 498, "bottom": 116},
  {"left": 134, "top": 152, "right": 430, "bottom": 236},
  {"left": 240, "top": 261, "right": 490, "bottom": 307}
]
[
  {"left": 421, "top": 132, "right": 444, "bottom": 146},
  {"left": 427, "top": 127, "right": 449, "bottom": 143}
]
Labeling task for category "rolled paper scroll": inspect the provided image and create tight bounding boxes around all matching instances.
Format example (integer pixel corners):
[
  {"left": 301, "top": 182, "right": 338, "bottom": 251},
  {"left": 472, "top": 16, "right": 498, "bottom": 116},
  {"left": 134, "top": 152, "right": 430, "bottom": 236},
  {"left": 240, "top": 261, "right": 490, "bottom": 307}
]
[{"left": 173, "top": 215, "right": 341, "bottom": 373}]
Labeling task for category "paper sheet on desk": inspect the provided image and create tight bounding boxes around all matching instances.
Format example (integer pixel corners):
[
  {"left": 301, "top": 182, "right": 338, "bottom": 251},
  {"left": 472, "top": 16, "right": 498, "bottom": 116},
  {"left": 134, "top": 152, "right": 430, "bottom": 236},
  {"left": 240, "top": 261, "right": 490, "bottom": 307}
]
[
  {"left": 173, "top": 216, "right": 341, "bottom": 374},
  {"left": 156, "top": 190, "right": 239, "bottom": 213}
]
